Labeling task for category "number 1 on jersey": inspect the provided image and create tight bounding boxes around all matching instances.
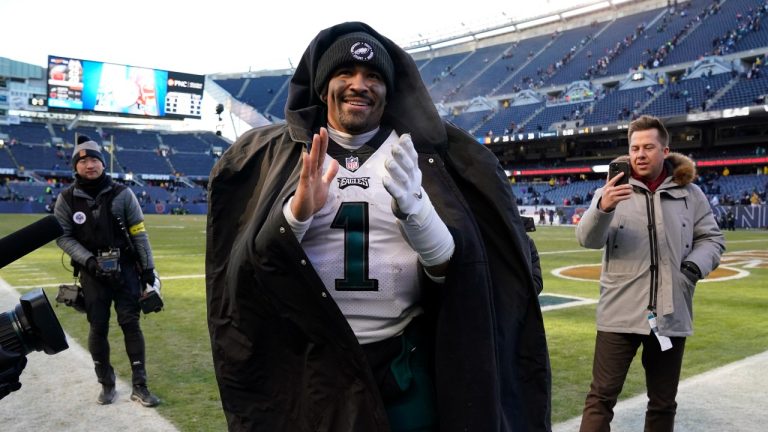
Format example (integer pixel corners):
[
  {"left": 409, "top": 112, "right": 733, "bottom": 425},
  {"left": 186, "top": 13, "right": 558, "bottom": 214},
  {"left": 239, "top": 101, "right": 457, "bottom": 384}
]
[{"left": 331, "top": 202, "right": 379, "bottom": 291}]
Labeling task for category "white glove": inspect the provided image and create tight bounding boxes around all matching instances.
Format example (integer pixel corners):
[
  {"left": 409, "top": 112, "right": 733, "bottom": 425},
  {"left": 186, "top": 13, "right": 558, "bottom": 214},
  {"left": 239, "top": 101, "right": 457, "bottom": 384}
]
[
  {"left": 383, "top": 134, "right": 425, "bottom": 219},
  {"left": 383, "top": 134, "right": 455, "bottom": 269},
  {"left": 144, "top": 269, "right": 161, "bottom": 295}
]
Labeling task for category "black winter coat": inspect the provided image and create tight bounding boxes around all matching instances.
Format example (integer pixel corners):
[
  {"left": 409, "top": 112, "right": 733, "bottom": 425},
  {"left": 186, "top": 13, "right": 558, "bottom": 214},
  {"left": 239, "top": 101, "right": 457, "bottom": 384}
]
[{"left": 206, "top": 21, "right": 551, "bottom": 432}]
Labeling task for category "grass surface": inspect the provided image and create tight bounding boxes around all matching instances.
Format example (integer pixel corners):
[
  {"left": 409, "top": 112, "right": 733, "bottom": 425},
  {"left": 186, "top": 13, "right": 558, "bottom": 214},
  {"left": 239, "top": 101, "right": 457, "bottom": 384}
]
[{"left": 1, "top": 215, "right": 766, "bottom": 429}]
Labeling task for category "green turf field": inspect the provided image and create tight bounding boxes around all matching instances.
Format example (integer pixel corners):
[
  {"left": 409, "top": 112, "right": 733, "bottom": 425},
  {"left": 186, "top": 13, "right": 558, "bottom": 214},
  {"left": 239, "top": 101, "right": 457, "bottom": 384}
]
[{"left": 1, "top": 214, "right": 766, "bottom": 429}]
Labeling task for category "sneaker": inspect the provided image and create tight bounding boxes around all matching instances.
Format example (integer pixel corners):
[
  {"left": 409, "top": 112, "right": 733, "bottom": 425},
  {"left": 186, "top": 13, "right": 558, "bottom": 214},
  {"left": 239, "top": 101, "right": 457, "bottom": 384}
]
[
  {"left": 97, "top": 385, "right": 116, "bottom": 405},
  {"left": 130, "top": 384, "right": 160, "bottom": 407}
]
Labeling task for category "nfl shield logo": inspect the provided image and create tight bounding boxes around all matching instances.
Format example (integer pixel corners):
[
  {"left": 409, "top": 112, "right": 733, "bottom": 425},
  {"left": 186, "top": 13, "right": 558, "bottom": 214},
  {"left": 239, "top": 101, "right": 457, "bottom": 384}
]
[{"left": 345, "top": 155, "right": 360, "bottom": 172}]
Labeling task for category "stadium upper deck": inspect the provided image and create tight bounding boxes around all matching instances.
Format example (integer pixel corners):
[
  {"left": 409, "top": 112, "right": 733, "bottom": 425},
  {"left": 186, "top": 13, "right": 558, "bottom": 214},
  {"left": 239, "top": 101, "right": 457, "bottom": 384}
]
[{"left": 2, "top": 0, "right": 768, "bottom": 197}]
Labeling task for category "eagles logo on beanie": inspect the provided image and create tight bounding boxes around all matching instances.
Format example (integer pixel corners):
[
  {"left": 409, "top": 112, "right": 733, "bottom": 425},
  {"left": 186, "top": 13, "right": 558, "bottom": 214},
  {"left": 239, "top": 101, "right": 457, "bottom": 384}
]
[
  {"left": 314, "top": 31, "right": 395, "bottom": 99},
  {"left": 71, "top": 135, "right": 105, "bottom": 169}
]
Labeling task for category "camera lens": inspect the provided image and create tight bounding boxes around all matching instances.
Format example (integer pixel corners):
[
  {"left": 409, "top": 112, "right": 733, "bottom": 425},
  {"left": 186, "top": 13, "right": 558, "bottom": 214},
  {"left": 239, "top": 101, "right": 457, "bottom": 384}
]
[{"left": 0, "top": 289, "right": 68, "bottom": 356}]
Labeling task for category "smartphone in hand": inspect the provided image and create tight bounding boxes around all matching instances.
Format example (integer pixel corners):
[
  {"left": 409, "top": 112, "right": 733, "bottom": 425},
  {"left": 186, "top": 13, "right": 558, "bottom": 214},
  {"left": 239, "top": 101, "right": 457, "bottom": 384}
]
[{"left": 608, "top": 161, "right": 630, "bottom": 186}]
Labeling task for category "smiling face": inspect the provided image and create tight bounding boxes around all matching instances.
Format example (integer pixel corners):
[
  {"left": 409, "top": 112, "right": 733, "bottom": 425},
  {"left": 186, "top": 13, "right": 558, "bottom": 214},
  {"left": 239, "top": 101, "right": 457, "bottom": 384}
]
[
  {"left": 323, "top": 64, "right": 387, "bottom": 134},
  {"left": 629, "top": 128, "right": 669, "bottom": 181}
]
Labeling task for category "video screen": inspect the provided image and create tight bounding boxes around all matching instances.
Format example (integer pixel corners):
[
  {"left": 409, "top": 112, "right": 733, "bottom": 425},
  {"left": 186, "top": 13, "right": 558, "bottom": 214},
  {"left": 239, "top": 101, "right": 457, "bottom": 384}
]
[{"left": 47, "top": 56, "right": 204, "bottom": 119}]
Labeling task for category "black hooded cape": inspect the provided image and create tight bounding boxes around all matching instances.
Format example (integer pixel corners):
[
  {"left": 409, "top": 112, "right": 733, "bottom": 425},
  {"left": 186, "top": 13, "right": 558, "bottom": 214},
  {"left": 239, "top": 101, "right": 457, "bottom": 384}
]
[{"left": 206, "top": 21, "right": 551, "bottom": 432}]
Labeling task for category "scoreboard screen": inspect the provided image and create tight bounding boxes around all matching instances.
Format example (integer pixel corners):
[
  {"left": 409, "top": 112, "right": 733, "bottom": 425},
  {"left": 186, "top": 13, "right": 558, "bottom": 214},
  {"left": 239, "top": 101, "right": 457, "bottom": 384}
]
[{"left": 47, "top": 55, "right": 205, "bottom": 119}]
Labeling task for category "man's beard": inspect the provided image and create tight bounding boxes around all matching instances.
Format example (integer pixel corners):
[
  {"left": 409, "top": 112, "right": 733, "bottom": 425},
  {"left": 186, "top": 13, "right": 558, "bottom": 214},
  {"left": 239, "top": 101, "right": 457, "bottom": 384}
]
[{"left": 336, "top": 109, "right": 374, "bottom": 134}]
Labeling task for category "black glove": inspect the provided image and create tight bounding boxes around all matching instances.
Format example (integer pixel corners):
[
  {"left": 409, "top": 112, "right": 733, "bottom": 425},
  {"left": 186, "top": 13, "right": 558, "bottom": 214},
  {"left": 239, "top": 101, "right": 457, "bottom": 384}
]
[
  {"left": 141, "top": 268, "right": 156, "bottom": 287},
  {"left": 85, "top": 257, "right": 101, "bottom": 276},
  {"left": 681, "top": 261, "right": 702, "bottom": 283},
  {"left": 0, "top": 346, "right": 27, "bottom": 401}
]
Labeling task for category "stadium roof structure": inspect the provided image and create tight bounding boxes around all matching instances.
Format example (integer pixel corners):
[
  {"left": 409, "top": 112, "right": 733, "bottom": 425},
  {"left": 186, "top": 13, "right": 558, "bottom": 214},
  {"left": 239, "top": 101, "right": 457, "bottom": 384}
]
[{"left": 402, "top": 0, "right": 647, "bottom": 52}]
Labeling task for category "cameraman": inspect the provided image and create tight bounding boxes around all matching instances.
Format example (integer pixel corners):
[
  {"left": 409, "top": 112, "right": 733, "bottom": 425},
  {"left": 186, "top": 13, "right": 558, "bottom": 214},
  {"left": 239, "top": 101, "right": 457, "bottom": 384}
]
[
  {"left": 0, "top": 346, "right": 26, "bottom": 400},
  {"left": 53, "top": 136, "right": 160, "bottom": 407}
]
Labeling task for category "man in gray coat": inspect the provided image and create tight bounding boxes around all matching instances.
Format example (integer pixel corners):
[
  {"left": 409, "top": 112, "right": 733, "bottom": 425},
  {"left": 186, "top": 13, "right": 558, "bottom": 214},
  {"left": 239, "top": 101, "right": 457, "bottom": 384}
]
[{"left": 576, "top": 115, "right": 724, "bottom": 432}]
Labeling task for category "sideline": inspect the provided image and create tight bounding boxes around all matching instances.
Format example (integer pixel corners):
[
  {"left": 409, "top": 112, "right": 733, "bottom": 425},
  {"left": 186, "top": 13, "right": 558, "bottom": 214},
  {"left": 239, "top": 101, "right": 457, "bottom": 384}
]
[
  {"left": 553, "top": 350, "right": 768, "bottom": 431},
  {"left": 0, "top": 278, "right": 179, "bottom": 432}
]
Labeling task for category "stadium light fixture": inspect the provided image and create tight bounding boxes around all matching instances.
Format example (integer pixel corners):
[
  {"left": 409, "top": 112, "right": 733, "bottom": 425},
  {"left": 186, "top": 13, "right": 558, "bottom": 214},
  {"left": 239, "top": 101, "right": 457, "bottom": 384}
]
[
  {"left": 592, "top": 164, "right": 610, "bottom": 173},
  {"left": 215, "top": 103, "right": 224, "bottom": 121}
]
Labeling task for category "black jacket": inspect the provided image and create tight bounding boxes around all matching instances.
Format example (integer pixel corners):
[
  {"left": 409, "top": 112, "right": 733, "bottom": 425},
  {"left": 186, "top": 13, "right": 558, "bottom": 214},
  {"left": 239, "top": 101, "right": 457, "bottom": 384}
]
[{"left": 206, "top": 21, "right": 551, "bottom": 432}]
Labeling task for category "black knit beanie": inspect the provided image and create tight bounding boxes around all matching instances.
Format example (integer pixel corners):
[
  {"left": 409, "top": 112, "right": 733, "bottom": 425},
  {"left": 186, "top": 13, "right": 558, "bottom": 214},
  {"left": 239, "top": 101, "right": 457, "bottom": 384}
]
[
  {"left": 314, "top": 31, "right": 395, "bottom": 99},
  {"left": 71, "top": 135, "right": 105, "bottom": 169}
]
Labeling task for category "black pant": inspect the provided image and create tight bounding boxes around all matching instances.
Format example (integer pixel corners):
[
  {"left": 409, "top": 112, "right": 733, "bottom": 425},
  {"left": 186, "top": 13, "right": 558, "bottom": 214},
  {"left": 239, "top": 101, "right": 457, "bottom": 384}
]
[
  {"left": 361, "top": 317, "right": 438, "bottom": 432},
  {"left": 81, "top": 258, "right": 147, "bottom": 387},
  {"left": 580, "top": 331, "right": 686, "bottom": 432}
]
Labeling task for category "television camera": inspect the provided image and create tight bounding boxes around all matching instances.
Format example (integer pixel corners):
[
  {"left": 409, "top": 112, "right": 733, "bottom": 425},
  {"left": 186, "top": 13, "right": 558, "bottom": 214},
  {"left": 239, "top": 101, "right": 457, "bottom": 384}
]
[{"left": 0, "top": 216, "right": 69, "bottom": 400}]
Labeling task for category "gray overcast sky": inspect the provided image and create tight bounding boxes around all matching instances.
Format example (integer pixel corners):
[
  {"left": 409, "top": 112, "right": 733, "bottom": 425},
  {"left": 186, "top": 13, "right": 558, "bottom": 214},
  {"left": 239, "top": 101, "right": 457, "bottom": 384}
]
[{"left": 2, "top": 0, "right": 571, "bottom": 75}]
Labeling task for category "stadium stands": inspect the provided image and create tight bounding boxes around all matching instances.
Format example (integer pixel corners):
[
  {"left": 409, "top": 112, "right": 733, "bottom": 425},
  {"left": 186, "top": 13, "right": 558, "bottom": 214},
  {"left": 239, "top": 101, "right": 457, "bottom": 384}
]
[
  {"left": 7, "top": 143, "right": 67, "bottom": 171},
  {"left": 428, "top": 43, "right": 511, "bottom": 103},
  {"left": 456, "top": 34, "right": 552, "bottom": 99},
  {"left": 1, "top": 122, "right": 52, "bottom": 144},
  {"left": 238, "top": 75, "right": 291, "bottom": 114}
]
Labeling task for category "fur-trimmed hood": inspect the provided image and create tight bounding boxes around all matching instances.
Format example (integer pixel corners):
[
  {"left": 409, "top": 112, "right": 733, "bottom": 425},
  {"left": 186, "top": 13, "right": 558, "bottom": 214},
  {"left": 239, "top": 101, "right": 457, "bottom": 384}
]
[{"left": 612, "top": 152, "right": 696, "bottom": 186}]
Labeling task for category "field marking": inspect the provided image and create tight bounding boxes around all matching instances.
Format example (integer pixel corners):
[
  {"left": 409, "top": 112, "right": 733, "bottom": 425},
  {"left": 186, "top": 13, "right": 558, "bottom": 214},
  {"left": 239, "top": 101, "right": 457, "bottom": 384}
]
[
  {"left": 3, "top": 264, "right": 32, "bottom": 269},
  {"left": 551, "top": 264, "right": 749, "bottom": 283},
  {"left": 705, "top": 266, "right": 750, "bottom": 281},
  {"left": 538, "top": 249, "right": 594, "bottom": 255},
  {"left": 10, "top": 273, "right": 205, "bottom": 289},
  {"left": 540, "top": 293, "right": 597, "bottom": 311},
  {"left": 21, "top": 277, "right": 56, "bottom": 282},
  {"left": 161, "top": 274, "right": 205, "bottom": 280},
  {"left": 2, "top": 270, "right": 48, "bottom": 276},
  {"left": 722, "top": 260, "right": 763, "bottom": 268}
]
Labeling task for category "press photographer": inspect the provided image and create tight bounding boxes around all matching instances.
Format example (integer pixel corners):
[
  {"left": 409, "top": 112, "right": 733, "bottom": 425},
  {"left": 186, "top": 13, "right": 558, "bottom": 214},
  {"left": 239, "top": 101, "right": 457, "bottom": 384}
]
[
  {"left": 53, "top": 135, "right": 162, "bottom": 407},
  {"left": 0, "top": 215, "right": 69, "bottom": 401}
]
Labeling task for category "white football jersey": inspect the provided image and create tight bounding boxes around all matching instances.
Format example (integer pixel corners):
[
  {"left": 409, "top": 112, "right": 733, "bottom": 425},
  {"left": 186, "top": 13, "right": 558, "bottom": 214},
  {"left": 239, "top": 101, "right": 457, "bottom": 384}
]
[{"left": 301, "top": 131, "right": 422, "bottom": 344}]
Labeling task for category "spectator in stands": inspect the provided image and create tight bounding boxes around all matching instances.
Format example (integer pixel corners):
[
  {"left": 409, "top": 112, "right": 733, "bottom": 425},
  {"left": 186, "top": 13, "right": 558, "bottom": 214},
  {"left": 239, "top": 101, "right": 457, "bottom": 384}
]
[
  {"left": 205, "top": 22, "right": 550, "bottom": 431},
  {"left": 740, "top": 191, "right": 750, "bottom": 205},
  {"left": 53, "top": 136, "right": 161, "bottom": 408},
  {"left": 717, "top": 212, "right": 726, "bottom": 229},
  {"left": 576, "top": 115, "right": 724, "bottom": 431},
  {"left": 726, "top": 209, "right": 736, "bottom": 230}
]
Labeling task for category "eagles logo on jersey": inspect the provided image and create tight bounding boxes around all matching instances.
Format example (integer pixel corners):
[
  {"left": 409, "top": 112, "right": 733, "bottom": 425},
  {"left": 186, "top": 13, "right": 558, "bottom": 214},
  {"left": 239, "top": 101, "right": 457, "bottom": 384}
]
[{"left": 337, "top": 177, "right": 370, "bottom": 189}]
